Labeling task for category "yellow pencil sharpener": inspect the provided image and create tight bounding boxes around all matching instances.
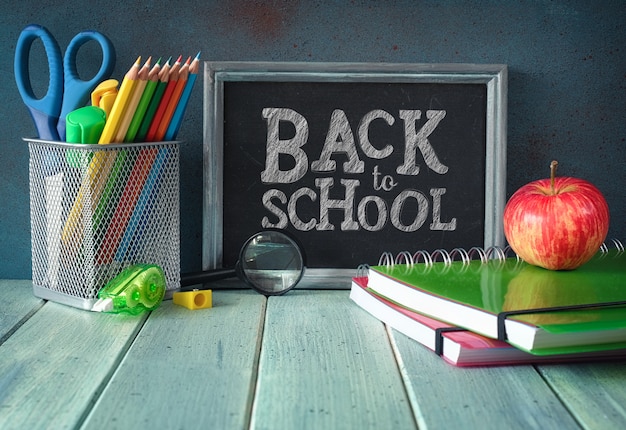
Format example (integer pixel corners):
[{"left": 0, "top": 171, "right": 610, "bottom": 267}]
[{"left": 173, "top": 289, "right": 212, "bottom": 310}]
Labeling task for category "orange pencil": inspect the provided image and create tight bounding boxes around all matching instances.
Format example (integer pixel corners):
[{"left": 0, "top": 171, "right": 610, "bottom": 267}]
[
  {"left": 165, "top": 52, "right": 201, "bottom": 140},
  {"left": 113, "top": 56, "right": 151, "bottom": 143},
  {"left": 145, "top": 55, "right": 182, "bottom": 141},
  {"left": 154, "top": 56, "right": 190, "bottom": 141}
]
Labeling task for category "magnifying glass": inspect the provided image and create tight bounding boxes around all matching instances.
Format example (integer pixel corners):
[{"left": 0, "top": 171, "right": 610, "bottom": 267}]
[{"left": 180, "top": 230, "right": 306, "bottom": 296}]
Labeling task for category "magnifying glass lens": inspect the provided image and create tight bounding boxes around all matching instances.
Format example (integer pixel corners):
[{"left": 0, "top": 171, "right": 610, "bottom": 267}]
[{"left": 239, "top": 231, "right": 305, "bottom": 295}]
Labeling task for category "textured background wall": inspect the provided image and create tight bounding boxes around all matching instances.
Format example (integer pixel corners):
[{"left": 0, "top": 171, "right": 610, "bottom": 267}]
[{"left": 1, "top": 0, "right": 624, "bottom": 278}]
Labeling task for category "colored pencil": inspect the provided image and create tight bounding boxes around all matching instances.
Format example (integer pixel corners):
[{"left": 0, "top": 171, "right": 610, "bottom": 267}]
[
  {"left": 62, "top": 147, "right": 119, "bottom": 247},
  {"left": 96, "top": 146, "right": 160, "bottom": 265},
  {"left": 145, "top": 55, "right": 183, "bottom": 142},
  {"left": 154, "top": 56, "right": 190, "bottom": 141},
  {"left": 164, "top": 52, "right": 200, "bottom": 141},
  {"left": 134, "top": 57, "right": 171, "bottom": 142},
  {"left": 100, "top": 57, "right": 180, "bottom": 262},
  {"left": 98, "top": 56, "right": 141, "bottom": 144},
  {"left": 125, "top": 58, "right": 161, "bottom": 142},
  {"left": 114, "top": 148, "right": 168, "bottom": 260},
  {"left": 92, "top": 58, "right": 151, "bottom": 238},
  {"left": 62, "top": 58, "right": 141, "bottom": 247},
  {"left": 113, "top": 57, "right": 151, "bottom": 143}
]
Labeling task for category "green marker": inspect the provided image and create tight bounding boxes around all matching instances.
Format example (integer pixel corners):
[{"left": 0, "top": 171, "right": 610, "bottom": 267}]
[{"left": 65, "top": 106, "right": 106, "bottom": 166}]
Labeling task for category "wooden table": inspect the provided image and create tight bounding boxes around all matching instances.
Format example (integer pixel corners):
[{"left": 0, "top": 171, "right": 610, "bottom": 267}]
[{"left": 1, "top": 279, "right": 625, "bottom": 429}]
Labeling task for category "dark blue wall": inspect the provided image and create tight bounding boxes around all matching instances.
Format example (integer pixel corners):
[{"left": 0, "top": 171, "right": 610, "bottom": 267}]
[{"left": 1, "top": 1, "right": 624, "bottom": 278}]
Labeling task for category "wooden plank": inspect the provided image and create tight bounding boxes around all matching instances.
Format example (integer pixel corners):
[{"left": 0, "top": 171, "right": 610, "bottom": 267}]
[
  {"left": 389, "top": 328, "right": 581, "bottom": 429},
  {"left": 0, "top": 301, "right": 147, "bottom": 430},
  {"left": 537, "top": 362, "right": 626, "bottom": 430},
  {"left": 0, "top": 280, "right": 43, "bottom": 342},
  {"left": 251, "top": 290, "right": 417, "bottom": 430},
  {"left": 81, "top": 290, "right": 266, "bottom": 429}
]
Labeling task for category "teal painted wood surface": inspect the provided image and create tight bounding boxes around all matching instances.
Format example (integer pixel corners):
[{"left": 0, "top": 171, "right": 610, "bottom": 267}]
[
  {"left": 389, "top": 327, "right": 580, "bottom": 429},
  {"left": 0, "top": 300, "right": 147, "bottom": 430},
  {"left": 81, "top": 290, "right": 266, "bottom": 429},
  {"left": 251, "top": 290, "right": 417, "bottom": 430},
  {"left": 537, "top": 363, "right": 626, "bottom": 430},
  {"left": 0, "top": 280, "right": 43, "bottom": 341},
  {"left": 2, "top": 280, "right": 626, "bottom": 429}
]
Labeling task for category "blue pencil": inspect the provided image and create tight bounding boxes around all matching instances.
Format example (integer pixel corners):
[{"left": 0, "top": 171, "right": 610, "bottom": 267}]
[
  {"left": 114, "top": 148, "right": 168, "bottom": 261},
  {"left": 164, "top": 52, "right": 200, "bottom": 141}
]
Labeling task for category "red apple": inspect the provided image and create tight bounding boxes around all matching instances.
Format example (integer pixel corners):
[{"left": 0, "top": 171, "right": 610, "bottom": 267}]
[{"left": 503, "top": 161, "right": 609, "bottom": 270}]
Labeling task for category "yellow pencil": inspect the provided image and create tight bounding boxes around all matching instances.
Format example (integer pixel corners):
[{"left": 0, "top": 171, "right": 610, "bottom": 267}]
[
  {"left": 62, "top": 58, "right": 142, "bottom": 248},
  {"left": 113, "top": 57, "right": 151, "bottom": 143},
  {"left": 99, "top": 56, "right": 141, "bottom": 144}
]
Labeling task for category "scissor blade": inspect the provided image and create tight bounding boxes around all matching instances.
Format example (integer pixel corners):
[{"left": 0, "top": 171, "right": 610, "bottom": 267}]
[{"left": 29, "top": 107, "right": 61, "bottom": 141}]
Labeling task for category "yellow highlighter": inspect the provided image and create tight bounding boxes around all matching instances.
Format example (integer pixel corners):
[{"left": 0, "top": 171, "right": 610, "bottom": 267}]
[{"left": 91, "top": 79, "right": 118, "bottom": 118}]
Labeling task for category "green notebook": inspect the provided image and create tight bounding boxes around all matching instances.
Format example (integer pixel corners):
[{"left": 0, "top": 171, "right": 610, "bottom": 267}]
[{"left": 367, "top": 247, "right": 626, "bottom": 355}]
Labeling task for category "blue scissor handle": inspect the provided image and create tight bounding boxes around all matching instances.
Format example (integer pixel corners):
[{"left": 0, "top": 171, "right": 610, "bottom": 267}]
[
  {"left": 14, "top": 24, "right": 64, "bottom": 141},
  {"left": 58, "top": 31, "right": 115, "bottom": 140}
]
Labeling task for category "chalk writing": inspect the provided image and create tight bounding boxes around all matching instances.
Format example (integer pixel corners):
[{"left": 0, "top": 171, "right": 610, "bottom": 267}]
[{"left": 260, "top": 108, "right": 456, "bottom": 233}]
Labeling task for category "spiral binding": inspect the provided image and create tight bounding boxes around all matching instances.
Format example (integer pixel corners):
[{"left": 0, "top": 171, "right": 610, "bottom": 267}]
[
  {"left": 362, "top": 239, "right": 624, "bottom": 272},
  {"left": 600, "top": 238, "right": 625, "bottom": 254},
  {"left": 355, "top": 264, "right": 370, "bottom": 278},
  {"left": 376, "top": 245, "right": 517, "bottom": 269}
]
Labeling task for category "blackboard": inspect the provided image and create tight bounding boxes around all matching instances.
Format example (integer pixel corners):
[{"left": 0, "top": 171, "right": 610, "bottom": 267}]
[{"left": 203, "top": 62, "right": 507, "bottom": 281}]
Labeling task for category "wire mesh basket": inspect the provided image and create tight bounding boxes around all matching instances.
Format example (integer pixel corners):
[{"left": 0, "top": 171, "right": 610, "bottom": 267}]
[{"left": 27, "top": 138, "right": 180, "bottom": 310}]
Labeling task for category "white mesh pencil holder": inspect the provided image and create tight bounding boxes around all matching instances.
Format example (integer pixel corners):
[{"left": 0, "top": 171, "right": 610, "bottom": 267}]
[{"left": 27, "top": 138, "right": 180, "bottom": 310}]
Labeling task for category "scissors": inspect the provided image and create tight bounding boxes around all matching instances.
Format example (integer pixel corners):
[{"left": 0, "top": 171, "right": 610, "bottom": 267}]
[{"left": 14, "top": 24, "right": 116, "bottom": 141}]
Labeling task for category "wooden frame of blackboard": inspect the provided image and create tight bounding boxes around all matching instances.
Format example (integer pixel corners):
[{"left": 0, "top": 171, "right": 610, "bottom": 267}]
[{"left": 203, "top": 61, "right": 507, "bottom": 288}]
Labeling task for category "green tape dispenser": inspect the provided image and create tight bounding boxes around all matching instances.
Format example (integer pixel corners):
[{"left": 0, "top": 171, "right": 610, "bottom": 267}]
[{"left": 93, "top": 264, "right": 166, "bottom": 315}]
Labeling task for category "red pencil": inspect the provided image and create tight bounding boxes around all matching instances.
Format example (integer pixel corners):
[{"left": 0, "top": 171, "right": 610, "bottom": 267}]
[
  {"left": 145, "top": 55, "right": 182, "bottom": 142},
  {"left": 154, "top": 56, "right": 191, "bottom": 141}
]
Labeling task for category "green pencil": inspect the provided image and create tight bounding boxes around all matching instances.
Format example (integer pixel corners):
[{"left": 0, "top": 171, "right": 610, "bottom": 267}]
[
  {"left": 134, "top": 57, "right": 171, "bottom": 142},
  {"left": 125, "top": 58, "right": 161, "bottom": 142},
  {"left": 93, "top": 150, "right": 127, "bottom": 233}
]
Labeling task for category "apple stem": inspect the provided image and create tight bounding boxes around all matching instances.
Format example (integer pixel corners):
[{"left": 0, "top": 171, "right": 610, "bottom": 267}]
[{"left": 550, "top": 160, "right": 558, "bottom": 195}]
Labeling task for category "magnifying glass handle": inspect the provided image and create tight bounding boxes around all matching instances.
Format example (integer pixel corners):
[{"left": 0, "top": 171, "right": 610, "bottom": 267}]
[{"left": 180, "top": 268, "right": 236, "bottom": 288}]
